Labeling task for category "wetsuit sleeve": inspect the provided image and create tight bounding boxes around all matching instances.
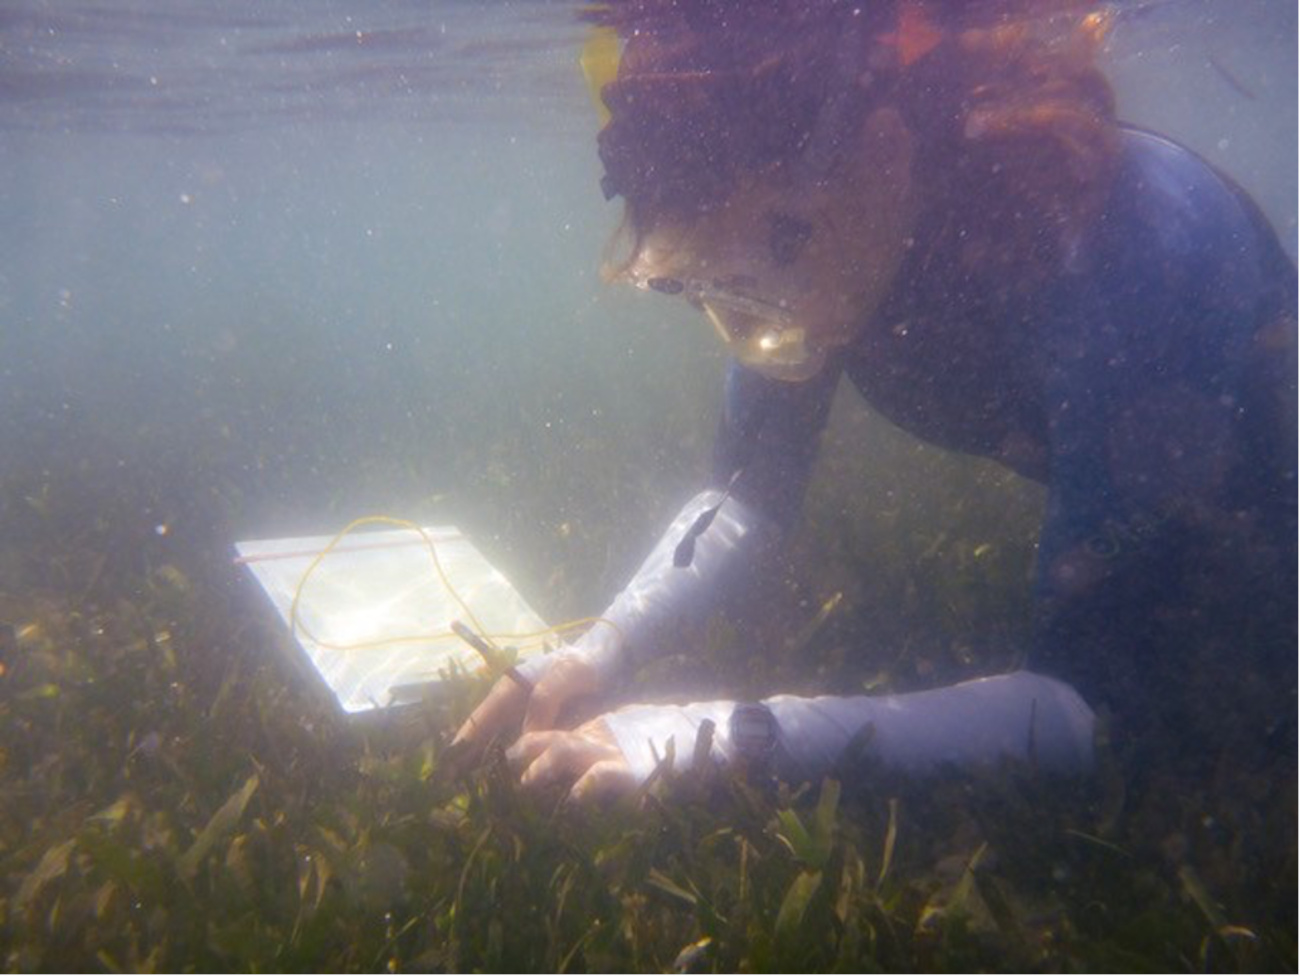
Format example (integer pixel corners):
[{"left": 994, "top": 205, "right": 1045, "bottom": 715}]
[{"left": 712, "top": 358, "right": 842, "bottom": 529}]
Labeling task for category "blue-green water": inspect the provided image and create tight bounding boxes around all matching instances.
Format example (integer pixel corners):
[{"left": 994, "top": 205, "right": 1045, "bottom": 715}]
[
  {"left": 0, "top": 2, "right": 1293, "bottom": 606},
  {"left": 0, "top": 5, "right": 751, "bottom": 625}
]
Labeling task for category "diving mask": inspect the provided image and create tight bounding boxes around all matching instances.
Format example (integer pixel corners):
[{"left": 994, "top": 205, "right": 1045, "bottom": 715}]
[{"left": 635, "top": 273, "right": 827, "bottom": 382}]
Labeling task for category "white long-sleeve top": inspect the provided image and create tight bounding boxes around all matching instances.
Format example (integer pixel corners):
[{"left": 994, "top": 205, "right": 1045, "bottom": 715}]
[
  {"left": 603, "top": 670, "right": 1096, "bottom": 781},
  {"left": 522, "top": 490, "right": 1096, "bottom": 784}
]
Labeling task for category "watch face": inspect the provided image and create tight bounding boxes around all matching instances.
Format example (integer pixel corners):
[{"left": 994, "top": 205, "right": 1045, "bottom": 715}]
[{"left": 729, "top": 703, "right": 778, "bottom": 762}]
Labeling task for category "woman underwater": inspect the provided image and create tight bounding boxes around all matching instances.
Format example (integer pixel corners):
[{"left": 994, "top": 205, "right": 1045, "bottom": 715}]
[{"left": 455, "top": 0, "right": 1296, "bottom": 803}]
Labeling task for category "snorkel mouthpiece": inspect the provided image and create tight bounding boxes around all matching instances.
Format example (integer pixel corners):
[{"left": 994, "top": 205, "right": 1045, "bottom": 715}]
[
  {"left": 633, "top": 272, "right": 825, "bottom": 381},
  {"left": 700, "top": 301, "right": 825, "bottom": 381},
  {"left": 697, "top": 290, "right": 823, "bottom": 381}
]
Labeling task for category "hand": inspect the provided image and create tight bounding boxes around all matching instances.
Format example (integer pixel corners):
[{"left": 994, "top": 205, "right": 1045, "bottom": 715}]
[
  {"left": 450, "top": 648, "right": 606, "bottom": 766},
  {"left": 507, "top": 718, "right": 638, "bottom": 803}
]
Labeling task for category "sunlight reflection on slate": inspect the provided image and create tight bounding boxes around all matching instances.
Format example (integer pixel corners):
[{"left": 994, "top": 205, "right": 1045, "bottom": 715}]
[{"left": 234, "top": 528, "right": 547, "bottom": 714}]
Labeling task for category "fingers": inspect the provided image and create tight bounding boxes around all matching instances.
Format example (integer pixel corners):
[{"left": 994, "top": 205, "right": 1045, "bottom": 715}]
[
  {"left": 446, "top": 651, "right": 613, "bottom": 787},
  {"left": 522, "top": 654, "right": 603, "bottom": 733},
  {"left": 511, "top": 732, "right": 588, "bottom": 790},
  {"left": 570, "top": 759, "right": 639, "bottom": 804},
  {"left": 505, "top": 729, "right": 557, "bottom": 773},
  {"left": 507, "top": 723, "right": 626, "bottom": 796},
  {"left": 450, "top": 674, "right": 530, "bottom": 764}
]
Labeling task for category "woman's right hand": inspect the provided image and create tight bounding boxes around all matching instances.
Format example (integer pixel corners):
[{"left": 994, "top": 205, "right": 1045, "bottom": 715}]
[{"left": 449, "top": 648, "right": 607, "bottom": 765}]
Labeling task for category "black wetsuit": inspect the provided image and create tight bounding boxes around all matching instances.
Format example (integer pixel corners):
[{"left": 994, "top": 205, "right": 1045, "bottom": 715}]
[{"left": 715, "top": 128, "right": 1297, "bottom": 762}]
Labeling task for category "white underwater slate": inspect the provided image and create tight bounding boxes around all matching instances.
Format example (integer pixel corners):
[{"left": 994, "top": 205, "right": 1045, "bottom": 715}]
[{"left": 234, "top": 527, "right": 548, "bottom": 715}]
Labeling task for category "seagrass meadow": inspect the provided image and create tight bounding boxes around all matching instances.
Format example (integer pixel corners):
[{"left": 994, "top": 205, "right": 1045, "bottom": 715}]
[{"left": 0, "top": 415, "right": 1295, "bottom": 972}]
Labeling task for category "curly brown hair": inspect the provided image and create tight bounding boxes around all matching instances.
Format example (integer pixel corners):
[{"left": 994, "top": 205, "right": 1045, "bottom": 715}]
[{"left": 585, "top": 0, "right": 1121, "bottom": 282}]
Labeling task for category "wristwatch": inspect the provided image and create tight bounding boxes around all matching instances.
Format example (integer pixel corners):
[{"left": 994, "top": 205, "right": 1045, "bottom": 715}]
[{"left": 728, "top": 702, "right": 779, "bottom": 774}]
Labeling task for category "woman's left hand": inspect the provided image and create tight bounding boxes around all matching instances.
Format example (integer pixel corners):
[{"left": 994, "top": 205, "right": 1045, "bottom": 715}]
[{"left": 507, "top": 718, "right": 638, "bottom": 803}]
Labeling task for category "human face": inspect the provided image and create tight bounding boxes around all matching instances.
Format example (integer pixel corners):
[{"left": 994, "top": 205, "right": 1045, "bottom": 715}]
[{"left": 622, "top": 108, "right": 916, "bottom": 381}]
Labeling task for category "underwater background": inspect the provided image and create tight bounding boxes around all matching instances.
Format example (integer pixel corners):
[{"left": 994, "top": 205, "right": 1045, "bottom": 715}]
[{"left": 0, "top": 1, "right": 1295, "bottom": 970}]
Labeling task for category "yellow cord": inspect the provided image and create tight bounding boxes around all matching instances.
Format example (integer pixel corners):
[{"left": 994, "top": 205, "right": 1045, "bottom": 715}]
[{"left": 288, "top": 516, "right": 622, "bottom": 668}]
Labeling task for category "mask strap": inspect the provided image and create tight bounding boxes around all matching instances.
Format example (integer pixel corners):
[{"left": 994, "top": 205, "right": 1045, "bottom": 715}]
[{"left": 793, "top": 16, "right": 873, "bottom": 188}]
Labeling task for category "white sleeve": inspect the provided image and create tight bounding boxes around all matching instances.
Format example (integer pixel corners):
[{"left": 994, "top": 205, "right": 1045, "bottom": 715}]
[
  {"left": 603, "top": 671, "right": 1095, "bottom": 782},
  {"left": 517, "top": 490, "right": 778, "bottom": 685}
]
